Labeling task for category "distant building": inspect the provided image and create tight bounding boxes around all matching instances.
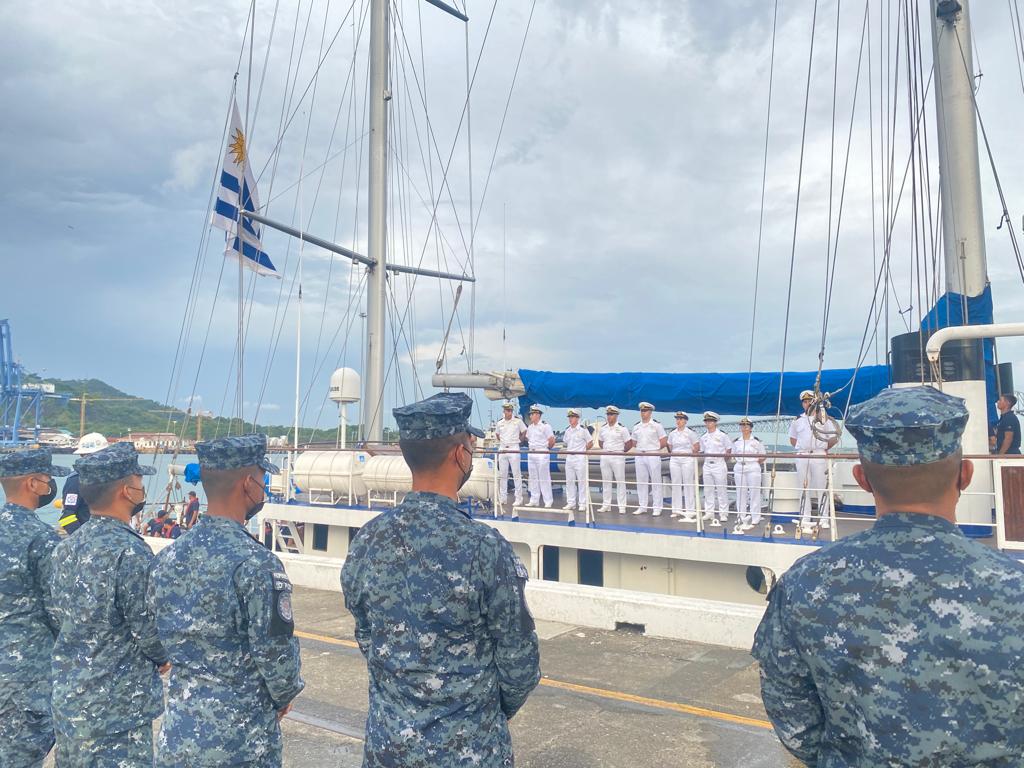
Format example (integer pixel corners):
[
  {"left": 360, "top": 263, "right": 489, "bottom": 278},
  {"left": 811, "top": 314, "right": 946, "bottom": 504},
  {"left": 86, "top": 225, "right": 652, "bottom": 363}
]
[{"left": 129, "top": 432, "right": 195, "bottom": 453}]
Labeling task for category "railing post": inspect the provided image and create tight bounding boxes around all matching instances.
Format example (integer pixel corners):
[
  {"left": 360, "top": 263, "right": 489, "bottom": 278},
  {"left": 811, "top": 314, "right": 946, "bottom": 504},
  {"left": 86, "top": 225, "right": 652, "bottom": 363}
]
[
  {"left": 827, "top": 456, "right": 837, "bottom": 542},
  {"left": 694, "top": 457, "right": 704, "bottom": 534}
]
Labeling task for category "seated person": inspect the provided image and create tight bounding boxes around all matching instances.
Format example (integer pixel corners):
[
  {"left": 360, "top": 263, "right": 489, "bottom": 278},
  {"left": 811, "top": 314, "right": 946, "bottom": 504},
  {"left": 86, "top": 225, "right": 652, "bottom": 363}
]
[{"left": 145, "top": 508, "right": 182, "bottom": 539}]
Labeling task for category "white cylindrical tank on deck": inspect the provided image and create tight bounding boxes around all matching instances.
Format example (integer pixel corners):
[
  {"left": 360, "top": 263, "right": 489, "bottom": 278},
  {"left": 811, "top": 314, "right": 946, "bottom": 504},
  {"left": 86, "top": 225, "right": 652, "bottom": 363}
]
[
  {"left": 363, "top": 455, "right": 494, "bottom": 501},
  {"left": 291, "top": 450, "right": 370, "bottom": 501}
]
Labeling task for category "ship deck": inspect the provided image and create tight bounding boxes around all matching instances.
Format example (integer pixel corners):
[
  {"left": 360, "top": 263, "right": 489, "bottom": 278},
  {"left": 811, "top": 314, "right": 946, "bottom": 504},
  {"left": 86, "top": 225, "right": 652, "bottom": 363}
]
[{"left": 279, "top": 585, "right": 796, "bottom": 767}]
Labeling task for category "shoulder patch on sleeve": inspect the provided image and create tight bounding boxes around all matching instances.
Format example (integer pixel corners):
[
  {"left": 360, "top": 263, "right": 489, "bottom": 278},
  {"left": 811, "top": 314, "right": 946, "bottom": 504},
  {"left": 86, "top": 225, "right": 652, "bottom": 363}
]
[
  {"left": 513, "top": 555, "right": 529, "bottom": 581},
  {"left": 64, "top": 493, "right": 78, "bottom": 508},
  {"left": 268, "top": 567, "right": 295, "bottom": 637}
]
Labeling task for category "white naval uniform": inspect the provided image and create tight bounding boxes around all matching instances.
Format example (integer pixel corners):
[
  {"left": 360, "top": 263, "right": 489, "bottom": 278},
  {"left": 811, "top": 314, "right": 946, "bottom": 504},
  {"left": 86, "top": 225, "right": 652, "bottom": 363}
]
[
  {"left": 631, "top": 420, "right": 667, "bottom": 514},
  {"left": 668, "top": 427, "right": 698, "bottom": 517},
  {"left": 732, "top": 436, "right": 766, "bottom": 524},
  {"left": 526, "top": 421, "right": 555, "bottom": 506},
  {"left": 495, "top": 416, "right": 526, "bottom": 505},
  {"left": 788, "top": 414, "right": 832, "bottom": 526},
  {"left": 699, "top": 429, "right": 732, "bottom": 516},
  {"left": 562, "top": 424, "right": 592, "bottom": 510},
  {"left": 598, "top": 422, "right": 631, "bottom": 513}
]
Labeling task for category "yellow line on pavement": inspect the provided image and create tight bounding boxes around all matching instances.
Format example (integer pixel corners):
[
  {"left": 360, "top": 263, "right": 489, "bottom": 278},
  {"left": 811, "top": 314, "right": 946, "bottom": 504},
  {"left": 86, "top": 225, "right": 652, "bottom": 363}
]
[{"left": 295, "top": 629, "right": 773, "bottom": 731}]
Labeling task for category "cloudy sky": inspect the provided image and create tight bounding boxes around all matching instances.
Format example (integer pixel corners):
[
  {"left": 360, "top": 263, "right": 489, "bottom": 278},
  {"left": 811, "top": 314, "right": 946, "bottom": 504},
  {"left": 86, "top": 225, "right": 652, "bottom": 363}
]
[{"left": 3, "top": 0, "right": 1023, "bottom": 432}]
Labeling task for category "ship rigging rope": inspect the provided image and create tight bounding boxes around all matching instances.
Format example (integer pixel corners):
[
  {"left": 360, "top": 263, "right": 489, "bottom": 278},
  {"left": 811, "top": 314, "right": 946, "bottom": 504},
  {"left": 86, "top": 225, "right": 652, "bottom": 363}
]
[
  {"left": 953, "top": 25, "right": 1024, "bottom": 287},
  {"left": 1010, "top": 0, "right": 1024, "bottom": 97},
  {"left": 770, "top": 0, "right": 820, "bottom": 454},
  {"left": 744, "top": 0, "right": 781, "bottom": 417}
]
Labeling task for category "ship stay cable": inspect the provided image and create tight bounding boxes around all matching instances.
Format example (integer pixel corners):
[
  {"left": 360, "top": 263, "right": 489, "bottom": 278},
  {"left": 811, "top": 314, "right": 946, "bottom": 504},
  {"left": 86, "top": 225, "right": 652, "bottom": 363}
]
[
  {"left": 744, "top": 0, "right": 782, "bottom": 418},
  {"left": 1009, "top": 0, "right": 1024, "bottom": 97},
  {"left": 769, "top": 0, "right": 820, "bottom": 476}
]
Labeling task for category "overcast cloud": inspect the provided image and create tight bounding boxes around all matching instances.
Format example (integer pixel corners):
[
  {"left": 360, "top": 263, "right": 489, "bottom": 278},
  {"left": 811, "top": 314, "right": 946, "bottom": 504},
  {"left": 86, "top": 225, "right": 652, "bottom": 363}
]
[{"left": 2, "top": 0, "right": 1023, "bottom": 431}]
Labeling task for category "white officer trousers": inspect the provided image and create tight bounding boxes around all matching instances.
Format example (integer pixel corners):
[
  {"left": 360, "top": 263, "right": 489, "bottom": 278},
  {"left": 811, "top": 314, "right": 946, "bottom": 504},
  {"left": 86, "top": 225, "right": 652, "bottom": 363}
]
[
  {"left": 528, "top": 453, "right": 553, "bottom": 506},
  {"left": 635, "top": 455, "right": 663, "bottom": 513},
  {"left": 795, "top": 454, "right": 828, "bottom": 525},
  {"left": 564, "top": 455, "right": 587, "bottom": 509},
  {"left": 703, "top": 461, "right": 729, "bottom": 516},
  {"left": 498, "top": 450, "right": 523, "bottom": 504},
  {"left": 734, "top": 463, "right": 762, "bottom": 524},
  {"left": 669, "top": 456, "right": 697, "bottom": 516},
  {"left": 600, "top": 455, "right": 627, "bottom": 513}
]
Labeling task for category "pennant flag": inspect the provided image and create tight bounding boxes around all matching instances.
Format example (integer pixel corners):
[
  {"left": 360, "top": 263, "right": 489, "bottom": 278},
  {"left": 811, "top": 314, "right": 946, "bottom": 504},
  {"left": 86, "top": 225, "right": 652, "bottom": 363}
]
[{"left": 211, "top": 100, "right": 278, "bottom": 277}]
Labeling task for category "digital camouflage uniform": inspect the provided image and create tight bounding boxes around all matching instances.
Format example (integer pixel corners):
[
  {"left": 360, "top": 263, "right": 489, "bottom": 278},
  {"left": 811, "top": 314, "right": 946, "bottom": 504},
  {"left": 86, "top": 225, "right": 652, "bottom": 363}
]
[
  {"left": 0, "top": 449, "right": 69, "bottom": 768},
  {"left": 753, "top": 386, "right": 1024, "bottom": 766},
  {"left": 342, "top": 393, "right": 541, "bottom": 768},
  {"left": 149, "top": 435, "right": 303, "bottom": 767},
  {"left": 49, "top": 442, "right": 167, "bottom": 766}
]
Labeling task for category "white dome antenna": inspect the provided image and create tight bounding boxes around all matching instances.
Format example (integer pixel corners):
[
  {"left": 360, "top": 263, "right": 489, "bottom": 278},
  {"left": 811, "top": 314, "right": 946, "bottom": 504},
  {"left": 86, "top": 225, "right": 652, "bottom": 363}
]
[{"left": 329, "top": 368, "right": 361, "bottom": 447}]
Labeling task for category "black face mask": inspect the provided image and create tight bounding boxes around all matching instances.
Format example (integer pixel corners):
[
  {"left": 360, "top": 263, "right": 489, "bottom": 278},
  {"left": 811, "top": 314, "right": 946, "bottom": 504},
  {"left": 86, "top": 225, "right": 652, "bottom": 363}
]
[
  {"left": 244, "top": 477, "right": 265, "bottom": 521},
  {"left": 37, "top": 479, "right": 58, "bottom": 509},
  {"left": 455, "top": 445, "right": 474, "bottom": 491},
  {"left": 125, "top": 486, "right": 146, "bottom": 517}
]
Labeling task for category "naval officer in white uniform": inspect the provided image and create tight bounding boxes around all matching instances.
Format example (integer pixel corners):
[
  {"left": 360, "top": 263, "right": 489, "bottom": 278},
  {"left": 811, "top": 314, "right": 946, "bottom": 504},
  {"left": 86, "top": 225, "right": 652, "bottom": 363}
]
[
  {"left": 631, "top": 402, "right": 667, "bottom": 516},
  {"left": 699, "top": 411, "right": 732, "bottom": 523},
  {"left": 597, "top": 406, "right": 633, "bottom": 514},
  {"left": 562, "top": 408, "right": 592, "bottom": 525},
  {"left": 668, "top": 411, "right": 699, "bottom": 521},
  {"left": 788, "top": 390, "right": 839, "bottom": 531},
  {"left": 526, "top": 405, "right": 555, "bottom": 507},
  {"left": 494, "top": 401, "right": 526, "bottom": 511},
  {"left": 732, "top": 417, "right": 766, "bottom": 531}
]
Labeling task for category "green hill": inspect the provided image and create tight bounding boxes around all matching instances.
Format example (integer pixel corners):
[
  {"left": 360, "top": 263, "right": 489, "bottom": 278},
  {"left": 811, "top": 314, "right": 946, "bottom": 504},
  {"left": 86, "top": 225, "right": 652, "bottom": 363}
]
[{"left": 29, "top": 375, "right": 383, "bottom": 444}]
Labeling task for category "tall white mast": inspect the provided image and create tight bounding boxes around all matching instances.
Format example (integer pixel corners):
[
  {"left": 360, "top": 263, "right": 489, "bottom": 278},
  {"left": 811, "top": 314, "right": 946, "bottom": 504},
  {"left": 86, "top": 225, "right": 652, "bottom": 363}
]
[
  {"left": 363, "top": 0, "right": 390, "bottom": 443},
  {"left": 931, "top": 0, "right": 989, "bottom": 295}
]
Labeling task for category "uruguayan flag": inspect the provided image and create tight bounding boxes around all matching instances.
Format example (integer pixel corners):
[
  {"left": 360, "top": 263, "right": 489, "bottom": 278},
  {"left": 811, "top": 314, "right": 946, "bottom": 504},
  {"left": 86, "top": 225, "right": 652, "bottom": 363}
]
[{"left": 211, "top": 100, "right": 278, "bottom": 277}]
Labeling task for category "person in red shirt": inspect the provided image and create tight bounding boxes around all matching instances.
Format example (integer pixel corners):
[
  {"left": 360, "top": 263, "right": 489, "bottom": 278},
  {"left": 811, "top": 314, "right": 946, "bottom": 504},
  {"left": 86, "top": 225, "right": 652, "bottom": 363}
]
[{"left": 183, "top": 491, "right": 201, "bottom": 529}]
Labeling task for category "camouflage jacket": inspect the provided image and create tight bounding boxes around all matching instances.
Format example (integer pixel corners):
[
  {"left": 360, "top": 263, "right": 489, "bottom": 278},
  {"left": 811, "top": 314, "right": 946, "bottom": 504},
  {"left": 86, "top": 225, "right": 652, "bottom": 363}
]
[
  {"left": 0, "top": 502, "right": 61, "bottom": 710},
  {"left": 148, "top": 515, "right": 304, "bottom": 765},
  {"left": 752, "top": 512, "right": 1024, "bottom": 766},
  {"left": 341, "top": 491, "right": 541, "bottom": 768},
  {"left": 50, "top": 514, "right": 168, "bottom": 738}
]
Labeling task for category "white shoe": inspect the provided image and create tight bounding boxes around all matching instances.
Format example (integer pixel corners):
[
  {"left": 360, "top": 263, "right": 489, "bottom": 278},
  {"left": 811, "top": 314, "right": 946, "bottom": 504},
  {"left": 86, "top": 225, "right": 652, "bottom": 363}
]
[
  {"left": 669, "top": 511, "right": 681, "bottom": 518},
  {"left": 597, "top": 506, "right": 610, "bottom": 513},
  {"left": 819, "top": 519, "right": 831, "bottom": 530},
  {"left": 528, "top": 499, "right": 538, "bottom": 507},
  {"left": 702, "top": 512, "right": 715, "bottom": 521},
  {"left": 563, "top": 504, "right": 576, "bottom": 511},
  {"left": 652, "top": 510, "right": 662, "bottom": 517},
  {"left": 545, "top": 502, "right": 553, "bottom": 508},
  {"left": 681, "top": 514, "right": 697, "bottom": 522},
  {"left": 740, "top": 523, "right": 754, "bottom": 531},
  {"left": 633, "top": 508, "right": 646, "bottom": 515},
  {"left": 514, "top": 498, "right": 524, "bottom": 507},
  {"left": 618, "top": 508, "right": 627, "bottom": 515}
]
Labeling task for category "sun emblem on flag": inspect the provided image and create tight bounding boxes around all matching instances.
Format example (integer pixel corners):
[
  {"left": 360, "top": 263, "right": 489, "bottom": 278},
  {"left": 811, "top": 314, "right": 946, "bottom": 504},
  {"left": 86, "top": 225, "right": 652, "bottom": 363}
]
[{"left": 228, "top": 127, "right": 247, "bottom": 166}]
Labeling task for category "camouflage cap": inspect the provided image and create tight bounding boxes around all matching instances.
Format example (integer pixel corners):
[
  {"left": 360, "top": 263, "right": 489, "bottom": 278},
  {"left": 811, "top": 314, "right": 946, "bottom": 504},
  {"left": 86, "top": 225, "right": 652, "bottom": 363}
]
[
  {"left": 195, "top": 434, "right": 280, "bottom": 474},
  {"left": 0, "top": 447, "right": 71, "bottom": 478},
  {"left": 845, "top": 385, "right": 969, "bottom": 466},
  {"left": 74, "top": 442, "right": 156, "bottom": 485},
  {"left": 393, "top": 392, "right": 485, "bottom": 441}
]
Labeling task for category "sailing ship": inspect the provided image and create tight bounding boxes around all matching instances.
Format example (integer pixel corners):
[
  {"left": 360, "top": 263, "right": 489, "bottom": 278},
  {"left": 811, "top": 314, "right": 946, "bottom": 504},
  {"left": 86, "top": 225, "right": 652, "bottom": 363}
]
[{"left": 160, "top": 0, "right": 1024, "bottom": 649}]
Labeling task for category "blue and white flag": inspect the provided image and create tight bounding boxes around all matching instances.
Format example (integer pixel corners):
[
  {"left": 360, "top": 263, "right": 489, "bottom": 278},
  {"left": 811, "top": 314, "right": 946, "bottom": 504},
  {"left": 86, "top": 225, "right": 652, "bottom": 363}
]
[{"left": 211, "top": 100, "right": 278, "bottom": 277}]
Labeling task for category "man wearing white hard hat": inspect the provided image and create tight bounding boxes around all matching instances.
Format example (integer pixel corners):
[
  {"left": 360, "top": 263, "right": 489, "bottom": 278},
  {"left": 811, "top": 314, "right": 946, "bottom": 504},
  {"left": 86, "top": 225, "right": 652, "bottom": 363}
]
[
  {"left": 668, "top": 412, "right": 699, "bottom": 521},
  {"left": 732, "top": 418, "right": 766, "bottom": 532},
  {"left": 698, "top": 412, "right": 732, "bottom": 523},
  {"left": 494, "top": 402, "right": 527, "bottom": 512},
  {"left": 525, "top": 406, "right": 555, "bottom": 508},
  {"left": 597, "top": 406, "right": 633, "bottom": 514},
  {"left": 631, "top": 402, "right": 667, "bottom": 516},
  {"left": 58, "top": 433, "right": 110, "bottom": 535},
  {"left": 562, "top": 409, "right": 593, "bottom": 524},
  {"left": 789, "top": 390, "right": 839, "bottom": 532}
]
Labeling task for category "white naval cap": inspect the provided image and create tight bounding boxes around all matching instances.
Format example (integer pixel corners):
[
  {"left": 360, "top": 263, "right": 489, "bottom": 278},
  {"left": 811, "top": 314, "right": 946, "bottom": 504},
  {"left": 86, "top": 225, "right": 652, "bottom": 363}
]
[
  {"left": 674, "top": 411, "right": 689, "bottom": 420},
  {"left": 605, "top": 405, "right": 621, "bottom": 415},
  {"left": 567, "top": 408, "right": 581, "bottom": 417},
  {"left": 529, "top": 405, "right": 543, "bottom": 414},
  {"left": 799, "top": 390, "right": 815, "bottom": 401},
  {"left": 739, "top": 416, "right": 753, "bottom": 426},
  {"left": 502, "top": 401, "right": 515, "bottom": 409},
  {"left": 703, "top": 411, "right": 720, "bottom": 422},
  {"left": 638, "top": 401, "right": 655, "bottom": 411}
]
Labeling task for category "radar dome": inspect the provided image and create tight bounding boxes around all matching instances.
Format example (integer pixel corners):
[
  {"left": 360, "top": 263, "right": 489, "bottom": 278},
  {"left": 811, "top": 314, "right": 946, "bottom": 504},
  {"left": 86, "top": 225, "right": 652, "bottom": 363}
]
[{"left": 329, "top": 368, "right": 361, "bottom": 404}]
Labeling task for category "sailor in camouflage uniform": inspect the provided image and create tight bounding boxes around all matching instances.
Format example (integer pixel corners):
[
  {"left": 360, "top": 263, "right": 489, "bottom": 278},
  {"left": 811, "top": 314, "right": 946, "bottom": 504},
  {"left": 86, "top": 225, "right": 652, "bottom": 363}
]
[
  {"left": 752, "top": 386, "right": 1024, "bottom": 766},
  {"left": 49, "top": 441, "right": 168, "bottom": 766},
  {"left": 149, "top": 434, "right": 303, "bottom": 767},
  {"left": 0, "top": 448, "right": 68, "bottom": 767},
  {"left": 342, "top": 392, "right": 541, "bottom": 768}
]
